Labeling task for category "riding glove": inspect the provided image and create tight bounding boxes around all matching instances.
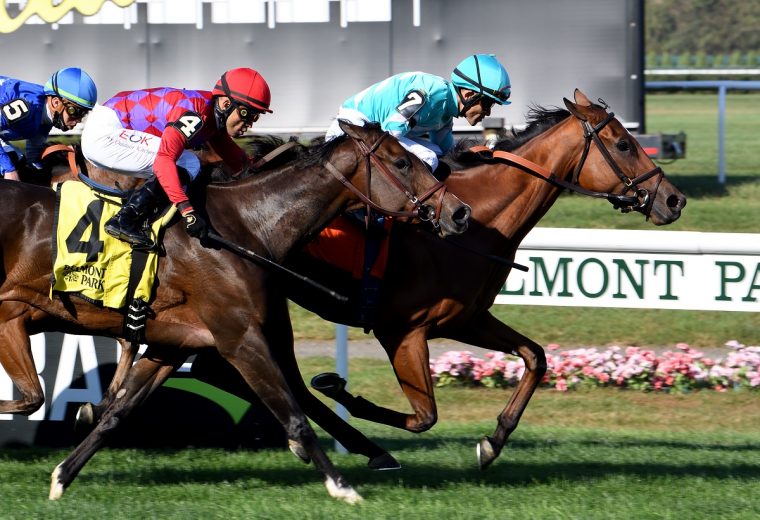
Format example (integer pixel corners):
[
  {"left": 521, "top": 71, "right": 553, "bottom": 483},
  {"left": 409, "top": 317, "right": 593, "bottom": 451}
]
[{"left": 183, "top": 210, "right": 208, "bottom": 239}]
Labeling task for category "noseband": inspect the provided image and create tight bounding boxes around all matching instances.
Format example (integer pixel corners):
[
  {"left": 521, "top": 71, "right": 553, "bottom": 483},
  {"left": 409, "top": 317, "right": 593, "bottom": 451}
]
[{"left": 325, "top": 131, "right": 448, "bottom": 226}]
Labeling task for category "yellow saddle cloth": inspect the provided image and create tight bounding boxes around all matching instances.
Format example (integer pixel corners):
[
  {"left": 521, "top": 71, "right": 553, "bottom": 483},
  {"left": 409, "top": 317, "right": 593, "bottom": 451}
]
[{"left": 51, "top": 181, "right": 176, "bottom": 309}]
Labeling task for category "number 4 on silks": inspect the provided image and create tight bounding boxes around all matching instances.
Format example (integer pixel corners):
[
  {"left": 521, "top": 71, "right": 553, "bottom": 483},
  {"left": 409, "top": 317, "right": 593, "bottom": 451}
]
[
  {"left": 65, "top": 198, "right": 105, "bottom": 262},
  {"left": 172, "top": 111, "right": 204, "bottom": 139}
]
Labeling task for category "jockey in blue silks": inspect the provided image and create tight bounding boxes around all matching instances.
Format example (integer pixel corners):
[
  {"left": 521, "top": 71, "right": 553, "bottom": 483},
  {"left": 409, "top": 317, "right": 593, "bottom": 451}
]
[
  {"left": 326, "top": 54, "right": 511, "bottom": 175},
  {"left": 0, "top": 67, "right": 97, "bottom": 181}
]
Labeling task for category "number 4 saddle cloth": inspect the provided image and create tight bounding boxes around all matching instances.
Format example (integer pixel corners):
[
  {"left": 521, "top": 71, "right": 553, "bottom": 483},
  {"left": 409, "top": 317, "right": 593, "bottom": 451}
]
[{"left": 50, "top": 181, "right": 176, "bottom": 309}]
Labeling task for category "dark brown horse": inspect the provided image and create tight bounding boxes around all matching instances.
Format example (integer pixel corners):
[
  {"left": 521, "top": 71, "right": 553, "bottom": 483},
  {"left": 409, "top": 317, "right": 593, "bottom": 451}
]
[
  {"left": 283, "top": 90, "right": 686, "bottom": 469},
  {"left": 0, "top": 121, "right": 470, "bottom": 502},
  {"left": 70, "top": 90, "right": 687, "bottom": 477}
]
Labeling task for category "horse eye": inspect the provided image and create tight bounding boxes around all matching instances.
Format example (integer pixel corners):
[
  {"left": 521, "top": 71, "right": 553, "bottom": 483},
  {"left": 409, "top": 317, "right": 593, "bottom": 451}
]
[
  {"left": 616, "top": 140, "right": 631, "bottom": 152},
  {"left": 394, "top": 158, "right": 410, "bottom": 170}
]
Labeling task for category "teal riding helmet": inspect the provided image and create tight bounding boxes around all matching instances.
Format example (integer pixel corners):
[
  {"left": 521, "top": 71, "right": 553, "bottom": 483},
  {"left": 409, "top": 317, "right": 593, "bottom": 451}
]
[
  {"left": 44, "top": 67, "right": 98, "bottom": 109},
  {"left": 451, "top": 54, "right": 511, "bottom": 109}
]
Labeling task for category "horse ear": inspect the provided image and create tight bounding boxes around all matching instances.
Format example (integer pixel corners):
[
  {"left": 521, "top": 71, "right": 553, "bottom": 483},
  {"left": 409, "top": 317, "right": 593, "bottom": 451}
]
[
  {"left": 563, "top": 96, "right": 587, "bottom": 121},
  {"left": 338, "top": 119, "right": 366, "bottom": 140},
  {"left": 573, "top": 89, "right": 592, "bottom": 106}
]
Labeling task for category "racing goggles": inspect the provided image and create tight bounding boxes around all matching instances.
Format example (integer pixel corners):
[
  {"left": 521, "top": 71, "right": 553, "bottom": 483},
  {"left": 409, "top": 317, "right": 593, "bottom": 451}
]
[
  {"left": 236, "top": 103, "right": 263, "bottom": 124},
  {"left": 62, "top": 101, "right": 90, "bottom": 120}
]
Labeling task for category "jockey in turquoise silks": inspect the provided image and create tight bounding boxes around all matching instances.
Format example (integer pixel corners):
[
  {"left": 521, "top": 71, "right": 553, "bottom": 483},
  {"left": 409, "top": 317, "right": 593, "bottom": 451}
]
[{"left": 326, "top": 54, "right": 511, "bottom": 176}]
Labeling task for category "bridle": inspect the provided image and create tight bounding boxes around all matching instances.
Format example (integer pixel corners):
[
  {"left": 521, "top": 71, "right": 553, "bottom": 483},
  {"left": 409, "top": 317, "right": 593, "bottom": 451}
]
[
  {"left": 572, "top": 107, "right": 664, "bottom": 215},
  {"left": 470, "top": 105, "right": 664, "bottom": 217},
  {"left": 324, "top": 131, "right": 449, "bottom": 227}
]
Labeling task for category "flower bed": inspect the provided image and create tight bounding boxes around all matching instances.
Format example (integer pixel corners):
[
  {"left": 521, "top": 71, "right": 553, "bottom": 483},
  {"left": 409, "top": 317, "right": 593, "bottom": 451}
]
[{"left": 429, "top": 341, "right": 760, "bottom": 392}]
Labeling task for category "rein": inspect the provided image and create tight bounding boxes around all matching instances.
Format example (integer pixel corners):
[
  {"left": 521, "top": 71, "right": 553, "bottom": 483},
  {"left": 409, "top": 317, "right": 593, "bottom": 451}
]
[
  {"left": 41, "top": 144, "right": 78, "bottom": 176},
  {"left": 469, "top": 110, "right": 663, "bottom": 215},
  {"left": 208, "top": 231, "right": 348, "bottom": 302},
  {"left": 324, "top": 132, "right": 448, "bottom": 227}
]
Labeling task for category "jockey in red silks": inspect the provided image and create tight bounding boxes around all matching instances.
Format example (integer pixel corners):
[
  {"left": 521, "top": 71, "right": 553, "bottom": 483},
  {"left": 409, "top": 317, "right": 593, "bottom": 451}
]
[{"left": 81, "top": 67, "right": 272, "bottom": 248}]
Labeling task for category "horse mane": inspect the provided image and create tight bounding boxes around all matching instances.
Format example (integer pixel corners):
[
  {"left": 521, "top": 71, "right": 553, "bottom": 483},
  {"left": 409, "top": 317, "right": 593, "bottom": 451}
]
[
  {"left": 449, "top": 105, "right": 572, "bottom": 167},
  {"left": 207, "top": 127, "right": 361, "bottom": 183}
]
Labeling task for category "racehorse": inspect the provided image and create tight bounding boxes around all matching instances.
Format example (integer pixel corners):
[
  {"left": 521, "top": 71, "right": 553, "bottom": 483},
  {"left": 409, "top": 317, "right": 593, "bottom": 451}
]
[
  {"left": 70, "top": 90, "right": 687, "bottom": 477},
  {"left": 284, "top": 90, "right": 687, "bottom": 469},
  {"left": 0, "top": 121, "right": 471, "bottom": 503}
]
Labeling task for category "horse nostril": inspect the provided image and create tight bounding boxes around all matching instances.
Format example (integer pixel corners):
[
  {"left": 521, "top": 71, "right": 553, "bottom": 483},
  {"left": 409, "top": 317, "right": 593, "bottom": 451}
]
[
  {"left": 667, "top": 194, "right": 686, "bottom": 210},
  {"left": 453, "top": 204, "right": 471, "bottom": 225}
]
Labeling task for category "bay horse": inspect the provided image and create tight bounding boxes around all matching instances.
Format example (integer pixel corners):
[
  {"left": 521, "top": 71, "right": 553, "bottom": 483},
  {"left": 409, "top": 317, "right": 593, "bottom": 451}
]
[
  {"left": 0, "top": 121, "right": 470, "bottom": 503},
  {"left": 69, "top": 90, "right": 687, "bottom": 477},
  {"left": 283, "top": 89, "right": 686, "bottom": 469}
]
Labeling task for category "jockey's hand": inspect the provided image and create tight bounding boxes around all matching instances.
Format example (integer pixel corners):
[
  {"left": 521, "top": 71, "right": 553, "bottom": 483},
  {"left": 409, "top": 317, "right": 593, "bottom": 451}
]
[
  {"left": 184, "top": 210, "right": 208, "bottom": 239},
  {"left": 3, "top": 170, "right": 20, "bottom": 182}
]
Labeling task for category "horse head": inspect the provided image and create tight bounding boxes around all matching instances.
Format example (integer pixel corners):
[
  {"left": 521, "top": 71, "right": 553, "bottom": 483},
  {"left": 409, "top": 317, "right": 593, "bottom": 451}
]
[
  {"left": 335, "top": 120, "right": 471, "bottom": 236},
  {"left": 563, "top": 89, "right": 686, "bottom": 225}
]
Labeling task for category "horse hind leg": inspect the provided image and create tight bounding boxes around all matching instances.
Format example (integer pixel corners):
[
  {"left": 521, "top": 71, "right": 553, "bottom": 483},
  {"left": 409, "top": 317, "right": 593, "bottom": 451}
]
[
  {"left": 76, "top": 338, "right": 141, "bottom": 429},
  {"left": 0, "top": 305, "right": 45, "bottom": 415},
  {"left": 50, "top": 348, "right": 182, "bottom": 499}
]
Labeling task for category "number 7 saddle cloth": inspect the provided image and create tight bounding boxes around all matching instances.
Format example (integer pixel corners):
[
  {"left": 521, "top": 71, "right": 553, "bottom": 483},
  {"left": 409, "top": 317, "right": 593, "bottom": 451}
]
[{"left": 50, "top": 181, "right": 175, "bottom": 309}]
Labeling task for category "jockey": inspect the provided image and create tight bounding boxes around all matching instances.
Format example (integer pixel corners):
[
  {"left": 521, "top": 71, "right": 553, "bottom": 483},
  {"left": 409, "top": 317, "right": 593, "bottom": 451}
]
[
  {"left": 81, "top": 67, "right": 272, "bottom": 248},
  {"left": 0, "top": 68, "right": 97, "bottom": 181},
  {"left": 325, "top": 54, "right": 511, "bottom": 175}
]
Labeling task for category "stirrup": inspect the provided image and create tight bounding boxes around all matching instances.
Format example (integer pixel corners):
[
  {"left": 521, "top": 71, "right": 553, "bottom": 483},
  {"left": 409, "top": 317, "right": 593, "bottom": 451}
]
[{"left": 104, "top": 222, "right": 155, "bottom": 249}]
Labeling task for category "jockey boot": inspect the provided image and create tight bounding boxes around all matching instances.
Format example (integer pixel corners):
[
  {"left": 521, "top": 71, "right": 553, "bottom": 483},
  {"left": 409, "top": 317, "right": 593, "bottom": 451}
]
[{"left": 104, "top": 177, "right": 164, "bottom": 248}]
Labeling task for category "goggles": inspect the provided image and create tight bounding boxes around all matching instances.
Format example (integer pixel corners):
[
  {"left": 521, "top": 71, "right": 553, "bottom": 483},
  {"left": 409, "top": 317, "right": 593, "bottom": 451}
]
[
  {"left": 61, "top": 101, "right": 89, "bottom": 120},
  {"left": 236, "top": 103, "right": 262, "bottom": 124}
]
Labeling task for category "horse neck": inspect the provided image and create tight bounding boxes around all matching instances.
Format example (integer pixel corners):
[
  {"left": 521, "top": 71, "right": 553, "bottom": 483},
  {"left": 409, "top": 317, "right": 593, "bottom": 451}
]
[
  {"left": 206, "top": 161, "right": 350, "bottom": 262},
  {"left": 450, "top": 119, "right": 582, "bottom": 252}
]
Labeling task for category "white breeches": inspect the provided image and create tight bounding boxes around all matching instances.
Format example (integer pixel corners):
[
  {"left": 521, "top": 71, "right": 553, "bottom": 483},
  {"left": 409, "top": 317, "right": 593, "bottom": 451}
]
[{"left": 81, "top": 105, "right": 200, "bottom": 180}]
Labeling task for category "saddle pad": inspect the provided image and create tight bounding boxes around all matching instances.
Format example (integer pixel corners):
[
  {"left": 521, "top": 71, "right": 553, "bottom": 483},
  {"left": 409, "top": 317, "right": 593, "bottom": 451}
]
[
  {"left": 50, "top": 181, "right": 176, "bottom": 309},
  {"left": 303, "top": 214, "right": 392, "bottom": 280}
]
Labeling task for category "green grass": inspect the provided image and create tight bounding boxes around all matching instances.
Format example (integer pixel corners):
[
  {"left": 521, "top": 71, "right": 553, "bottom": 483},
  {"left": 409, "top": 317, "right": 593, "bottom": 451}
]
[{"left": 2, "top": 359, "right": 759, "bottom": 519}]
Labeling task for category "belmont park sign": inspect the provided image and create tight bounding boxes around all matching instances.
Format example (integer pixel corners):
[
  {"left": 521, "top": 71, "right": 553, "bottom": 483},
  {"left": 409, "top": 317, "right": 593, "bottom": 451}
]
[{"left": 497, "top": 228, "right": 760, "bottom": 312}]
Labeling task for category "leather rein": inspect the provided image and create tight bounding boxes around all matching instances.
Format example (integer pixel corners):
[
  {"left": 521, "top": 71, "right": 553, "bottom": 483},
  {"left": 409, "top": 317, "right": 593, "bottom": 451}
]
[
  {"left": 324, "top": 131, "right": 447, "bottom": 227},
  {"left": 470, "top": 110, "right": 664, "bottom": 216}
]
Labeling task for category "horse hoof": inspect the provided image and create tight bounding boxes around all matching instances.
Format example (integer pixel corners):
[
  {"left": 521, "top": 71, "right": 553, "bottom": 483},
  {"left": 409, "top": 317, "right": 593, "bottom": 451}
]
[
  {"left": 49, "top": 464, "right": 65, "bottom": 500},
  {"left": 368, "top": 452, "right": 401, "bottom": 471},
  {"left": 325, "top": 476, "right": 363, "bottom": 504},
  {"left": 288, "top": 439, "right": 311, "bottom": 464},
  {"left": 75, "top": 402, "right": 95, "bottom": 428},
  {"left": 477, "top": 436, "right": 499, "bottom": 470},
  {"left": 310, "top": 372, "right": 346, "bottom": 399}
]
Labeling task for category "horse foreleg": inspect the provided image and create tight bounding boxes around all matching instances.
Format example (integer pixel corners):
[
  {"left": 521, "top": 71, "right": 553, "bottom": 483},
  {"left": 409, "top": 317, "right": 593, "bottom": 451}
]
[
  {"left": 219, "top": 326, "right": 362, "bottom": 504},
  {"left": 50, "top": 347, "right": 183, "bottom": 499},
  {"left": 312, "top": 328, "right": 439, "bottom": 433},
  {"left": 76, "top": 338, "right": 140, "bottom": 428},
  {"left": 448, "top": 311, "right": 547, "bottom": 470},
  {"left": 272, "top": 336, "right": 399, "bottom": 470},
  {"left": 0, "top": 303, "right": 44, "bottom": 415}
]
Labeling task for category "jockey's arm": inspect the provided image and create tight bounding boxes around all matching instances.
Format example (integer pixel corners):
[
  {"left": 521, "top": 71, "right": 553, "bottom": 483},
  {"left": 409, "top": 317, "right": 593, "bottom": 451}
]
[
  {"left": 0, "top": 139, "right": 19, "bottom": 181},
  {"left": 153, "top": 126, "right": 192, "bottom": 208},
  {"left": 23, "top": 134, "right": 48, "bottom": 166}
]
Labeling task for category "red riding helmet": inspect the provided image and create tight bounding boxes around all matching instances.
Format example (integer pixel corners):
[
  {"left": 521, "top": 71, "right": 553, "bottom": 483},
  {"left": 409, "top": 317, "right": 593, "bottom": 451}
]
[{"left": 212, "top": 67, "right": 272, "bottom": 113}]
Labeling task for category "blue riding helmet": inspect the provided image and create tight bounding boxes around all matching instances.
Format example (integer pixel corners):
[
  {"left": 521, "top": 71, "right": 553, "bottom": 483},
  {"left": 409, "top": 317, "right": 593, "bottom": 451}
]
[
  {"left": 43, "top": 67, "right": 98, "bottom": 109},
  {"left": 451, "top": 54, "right": 511, "bottom": 106}
]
